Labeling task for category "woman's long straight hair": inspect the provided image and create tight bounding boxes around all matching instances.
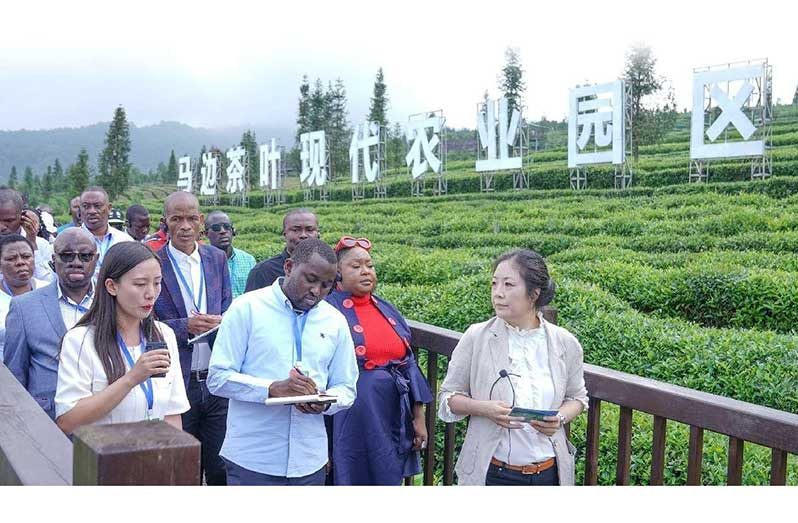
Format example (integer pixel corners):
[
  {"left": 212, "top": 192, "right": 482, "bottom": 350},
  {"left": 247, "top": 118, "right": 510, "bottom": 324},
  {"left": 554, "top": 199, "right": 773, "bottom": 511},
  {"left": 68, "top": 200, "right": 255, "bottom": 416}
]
[{"left": 75, "top": 241, "right": 163, "bottom": 384}]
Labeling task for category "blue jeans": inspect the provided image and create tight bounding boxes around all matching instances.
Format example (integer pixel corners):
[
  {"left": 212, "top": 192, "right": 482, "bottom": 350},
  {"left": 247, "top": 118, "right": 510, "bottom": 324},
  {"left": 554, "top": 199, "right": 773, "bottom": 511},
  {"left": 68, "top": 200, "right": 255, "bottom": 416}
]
[
  {"left": 224, "top": 458, "right": 327, "bottom": 486},
  {"left": 183, "top": 376, "right": 228, "bottom": 486},
  {"left": 485, "top": 462, "right": 560, "bottom": 486}
]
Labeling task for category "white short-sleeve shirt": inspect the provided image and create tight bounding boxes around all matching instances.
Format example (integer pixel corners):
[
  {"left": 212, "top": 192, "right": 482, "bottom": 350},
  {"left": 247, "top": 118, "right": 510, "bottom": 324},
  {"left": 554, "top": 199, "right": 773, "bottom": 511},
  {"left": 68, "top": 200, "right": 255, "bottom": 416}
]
[{"left": 55, "top": 321, "right": 190, "bottom": 424}]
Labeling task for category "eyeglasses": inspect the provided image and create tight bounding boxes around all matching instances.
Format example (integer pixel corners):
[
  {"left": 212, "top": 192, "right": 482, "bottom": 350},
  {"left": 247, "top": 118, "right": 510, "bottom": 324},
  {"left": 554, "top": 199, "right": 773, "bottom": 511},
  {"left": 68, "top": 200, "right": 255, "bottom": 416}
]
[
  {"left": 334, "top": 236, "right": 372, "bottom": 252},
  {"left": 56, "top": 252, "right": 97, "bottom": 263},
  {"left": 207, "top": 223, "right": 233, "bottom": 233}
]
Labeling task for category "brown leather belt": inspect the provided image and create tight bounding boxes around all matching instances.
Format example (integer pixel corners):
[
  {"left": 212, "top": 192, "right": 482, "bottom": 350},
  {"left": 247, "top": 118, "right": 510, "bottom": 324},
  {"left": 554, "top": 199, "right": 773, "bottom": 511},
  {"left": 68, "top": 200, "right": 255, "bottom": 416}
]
[{"left": 490, "top": 456, "right": 556, "bottom": 475}]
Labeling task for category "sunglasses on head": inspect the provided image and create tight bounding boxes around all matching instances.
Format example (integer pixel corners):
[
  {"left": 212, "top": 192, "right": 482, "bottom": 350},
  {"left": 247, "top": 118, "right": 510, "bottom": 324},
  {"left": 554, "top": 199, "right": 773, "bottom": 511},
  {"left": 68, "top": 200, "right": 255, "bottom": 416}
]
[
  {"left": 207, "top": 223, "right": 233, "bottom": 233},
  {"left": 56, "top": 251, "right": 97, "bottom": 263},
  {"left": 334, "top": 236, "right": 372, "bottom": 252}
]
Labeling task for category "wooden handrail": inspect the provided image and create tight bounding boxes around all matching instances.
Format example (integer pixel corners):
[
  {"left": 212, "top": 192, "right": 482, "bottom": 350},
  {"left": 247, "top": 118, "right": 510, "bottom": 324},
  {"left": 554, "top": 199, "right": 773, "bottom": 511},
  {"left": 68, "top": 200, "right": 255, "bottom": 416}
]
[
  {"left": 408, "top": 318, "right": 798, "bottom": 485},
  {"left": 0, "top": 364, "right": 72, "bottom": 486}
]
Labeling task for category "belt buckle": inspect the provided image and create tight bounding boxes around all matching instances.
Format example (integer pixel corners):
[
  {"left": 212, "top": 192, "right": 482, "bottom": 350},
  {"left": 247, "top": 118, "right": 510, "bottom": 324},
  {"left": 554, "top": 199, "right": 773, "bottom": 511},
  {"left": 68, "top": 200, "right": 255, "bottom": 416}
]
[
  {"left": 194, "top": 370, "right": 206, "bottom": 382},
  {"left": 521, "top": 463, "right": 541, "bottom": 475}
]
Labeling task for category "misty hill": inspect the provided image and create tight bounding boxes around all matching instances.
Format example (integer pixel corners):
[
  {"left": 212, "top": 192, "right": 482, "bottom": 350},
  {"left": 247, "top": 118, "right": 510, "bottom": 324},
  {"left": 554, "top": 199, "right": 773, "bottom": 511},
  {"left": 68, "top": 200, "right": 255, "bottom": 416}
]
[{"left": 0, "top": 121, "right": 294, "bottom": 181}]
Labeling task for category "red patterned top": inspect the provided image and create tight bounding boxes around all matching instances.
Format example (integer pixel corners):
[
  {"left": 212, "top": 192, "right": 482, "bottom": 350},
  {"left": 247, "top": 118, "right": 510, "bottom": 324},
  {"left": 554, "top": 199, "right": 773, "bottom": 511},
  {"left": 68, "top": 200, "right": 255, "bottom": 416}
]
[{"left": 351, "top": 293, "right": 407, "bottom": 366}]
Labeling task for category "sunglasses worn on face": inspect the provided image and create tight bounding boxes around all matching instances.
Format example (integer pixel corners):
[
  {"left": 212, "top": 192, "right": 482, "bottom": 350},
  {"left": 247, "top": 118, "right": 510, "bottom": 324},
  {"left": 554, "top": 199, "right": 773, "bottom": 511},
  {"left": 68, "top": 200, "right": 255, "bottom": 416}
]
[
  {"left": 208, "top": 223, "right": 233, "bottom": 232},
  {"left": 334, "top": 236, "right": 372, "bottom": 252},
  {"left": 56, "top": 252, "right": 97, "bottom": 263}
]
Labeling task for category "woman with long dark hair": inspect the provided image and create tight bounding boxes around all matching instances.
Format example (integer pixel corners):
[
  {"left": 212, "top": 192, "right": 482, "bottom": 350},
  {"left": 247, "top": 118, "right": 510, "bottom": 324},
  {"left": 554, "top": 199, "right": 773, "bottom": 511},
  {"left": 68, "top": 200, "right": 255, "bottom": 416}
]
[{"left": 55, "top": 242, "right": 189, "bottom": 434}]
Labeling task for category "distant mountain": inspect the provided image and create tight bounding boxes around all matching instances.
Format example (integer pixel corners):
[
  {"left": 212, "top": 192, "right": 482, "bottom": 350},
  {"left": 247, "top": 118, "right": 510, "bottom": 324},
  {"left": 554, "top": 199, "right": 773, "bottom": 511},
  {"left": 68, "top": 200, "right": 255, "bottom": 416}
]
[{"left": 0, "top": 121, "right": 294, "bottom": 181}]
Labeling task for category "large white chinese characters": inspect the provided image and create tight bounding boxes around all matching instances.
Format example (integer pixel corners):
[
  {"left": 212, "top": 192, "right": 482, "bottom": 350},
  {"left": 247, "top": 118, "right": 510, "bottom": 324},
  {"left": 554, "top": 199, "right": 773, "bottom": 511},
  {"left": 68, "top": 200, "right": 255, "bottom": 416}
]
[
  {"left": 259, "top": 139, "right": 282, "bottom": 190},
  {"left": 476, "top": 97, "right": 521, "bottom": 171},
  {"left": 350, "top": 122, "right": 381, "bottom": 183},
  {"left": 405, "top": 114, "right": 443, "bottom": 179},
  {"left": 177, "top": 156, "right": 192, "bottom": 192},
  {"left": 300, "top": 131, "right": 328, "bottom": 187},
  {"left": 568, "top": 81, "right": 625, "bottom": 168},
  {"left": 225, "top": 146, "right": 246, "bottom": 194},
  {"left": 200, "top": 152, "right": 218, "bottom": 196},
  {"left": 690, "top": 64, "right": 767, "bottom": 160}
]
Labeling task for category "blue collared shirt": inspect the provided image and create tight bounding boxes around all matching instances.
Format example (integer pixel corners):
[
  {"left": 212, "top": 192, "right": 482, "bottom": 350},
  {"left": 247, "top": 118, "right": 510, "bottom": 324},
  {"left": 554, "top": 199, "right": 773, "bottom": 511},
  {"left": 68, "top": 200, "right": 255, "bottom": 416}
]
[
  {"left": 80, "top": 224, "right": 134, "bottom": 277},
  {"left": 207, "top": 278, "right": 358, "bottom": 478}
]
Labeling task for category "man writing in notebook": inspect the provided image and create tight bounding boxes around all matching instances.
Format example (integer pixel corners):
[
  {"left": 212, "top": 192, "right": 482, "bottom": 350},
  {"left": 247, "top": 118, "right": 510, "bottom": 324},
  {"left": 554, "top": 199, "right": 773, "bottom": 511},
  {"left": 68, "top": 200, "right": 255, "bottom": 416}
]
[{"left": 208, "top": 238, "right": 358, "bottom": 486}]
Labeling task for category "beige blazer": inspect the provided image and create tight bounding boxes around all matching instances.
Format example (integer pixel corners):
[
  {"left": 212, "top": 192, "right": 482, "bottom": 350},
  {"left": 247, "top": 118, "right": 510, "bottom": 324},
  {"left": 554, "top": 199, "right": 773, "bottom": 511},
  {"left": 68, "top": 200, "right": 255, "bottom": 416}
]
[{"left": 438, "top": 313, "right": 589, "bottom": 485}]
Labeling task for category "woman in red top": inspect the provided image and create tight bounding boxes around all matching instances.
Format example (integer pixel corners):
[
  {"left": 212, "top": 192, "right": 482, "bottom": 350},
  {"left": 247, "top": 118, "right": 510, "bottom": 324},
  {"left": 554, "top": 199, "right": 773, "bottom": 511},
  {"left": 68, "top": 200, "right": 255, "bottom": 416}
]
[{"left": 325, "top": 236, "right": 432, "bottom": 485}]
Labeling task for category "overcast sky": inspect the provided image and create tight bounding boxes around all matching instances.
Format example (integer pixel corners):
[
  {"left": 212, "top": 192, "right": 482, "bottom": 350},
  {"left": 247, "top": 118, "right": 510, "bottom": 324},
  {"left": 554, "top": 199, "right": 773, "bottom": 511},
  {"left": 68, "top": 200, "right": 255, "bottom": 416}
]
[{"left": 1, "top": 0, "right": 795, "bottom": 133}]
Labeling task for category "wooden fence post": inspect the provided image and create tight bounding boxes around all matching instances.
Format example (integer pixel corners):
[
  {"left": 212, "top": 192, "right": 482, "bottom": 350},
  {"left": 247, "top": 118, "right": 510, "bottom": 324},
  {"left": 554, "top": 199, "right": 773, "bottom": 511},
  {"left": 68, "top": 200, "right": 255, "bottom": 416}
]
[{"left": 72, "top": 421, "right": 200, "bottom": 485}]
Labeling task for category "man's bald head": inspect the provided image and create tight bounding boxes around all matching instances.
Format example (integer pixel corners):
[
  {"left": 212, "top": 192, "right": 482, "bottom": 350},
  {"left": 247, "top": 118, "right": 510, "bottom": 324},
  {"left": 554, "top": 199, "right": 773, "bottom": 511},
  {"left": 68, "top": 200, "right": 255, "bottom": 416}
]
[
  {"left": 164, "top": 191, "right": 200, "bottom": 216},
  {"left": 52, "top": 227, "right": 98, "bottom": 290},
  {"left": 164, "top": 191, "right": 203, "bottom": 254},
  {"left": 54, "top": 227, "right": 96, "bottom": 252}
]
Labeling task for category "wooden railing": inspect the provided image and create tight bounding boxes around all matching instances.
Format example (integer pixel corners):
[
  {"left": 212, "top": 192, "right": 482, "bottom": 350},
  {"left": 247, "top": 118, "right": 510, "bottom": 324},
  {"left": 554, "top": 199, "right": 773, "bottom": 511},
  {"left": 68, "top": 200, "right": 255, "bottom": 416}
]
[
  {"left": 0, "top": 363, "right": 200, "bottom": 486},
  {"left": 407, "top": 318, "right": 798, "bottom": 486}
]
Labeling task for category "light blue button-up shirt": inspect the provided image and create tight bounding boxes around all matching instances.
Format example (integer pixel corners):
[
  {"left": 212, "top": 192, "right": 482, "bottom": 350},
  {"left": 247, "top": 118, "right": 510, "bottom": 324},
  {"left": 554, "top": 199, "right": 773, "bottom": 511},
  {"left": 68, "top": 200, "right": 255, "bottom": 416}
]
[{"left": 207, "top": 278, "right": 358, "bottom": 478}]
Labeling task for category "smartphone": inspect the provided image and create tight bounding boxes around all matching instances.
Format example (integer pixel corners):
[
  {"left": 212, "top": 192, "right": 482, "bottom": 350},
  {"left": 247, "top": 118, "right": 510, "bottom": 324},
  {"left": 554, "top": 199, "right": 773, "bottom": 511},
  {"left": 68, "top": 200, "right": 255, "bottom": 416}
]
[
  {"left": 144, "top": 341, "right": 169, "bottom": 378},
  {"left": 509, "top": 407, "right": 559, "bottom": 422}
]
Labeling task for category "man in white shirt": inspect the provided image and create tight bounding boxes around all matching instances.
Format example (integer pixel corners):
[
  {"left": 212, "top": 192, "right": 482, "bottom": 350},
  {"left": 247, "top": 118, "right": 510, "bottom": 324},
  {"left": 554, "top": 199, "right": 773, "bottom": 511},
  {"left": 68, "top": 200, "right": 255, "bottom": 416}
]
[
  {"left": 79, "top": 186, "right": 134, "bottom": 277},
  {"left": 154, "top": 191, "right": 232, "bottom": 486},
  {"left": 0, "top": 188, "right": 54, "bottom": 282},
  {"left": 3, "top": 227, "right": 97, "bottom": 419},
  {"left": 208, "top": 238, "right": 359, "bottom": 486}
]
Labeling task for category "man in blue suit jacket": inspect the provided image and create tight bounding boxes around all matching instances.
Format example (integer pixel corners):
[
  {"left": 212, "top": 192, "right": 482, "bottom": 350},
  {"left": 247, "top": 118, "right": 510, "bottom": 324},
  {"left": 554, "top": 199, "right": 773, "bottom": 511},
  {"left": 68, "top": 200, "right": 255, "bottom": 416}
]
[
  {"left": 154, "top": 191, "right": 232, "bottom": 486},
  {"left": 3, "top": 228, "right": 98, "bottom": 420}
]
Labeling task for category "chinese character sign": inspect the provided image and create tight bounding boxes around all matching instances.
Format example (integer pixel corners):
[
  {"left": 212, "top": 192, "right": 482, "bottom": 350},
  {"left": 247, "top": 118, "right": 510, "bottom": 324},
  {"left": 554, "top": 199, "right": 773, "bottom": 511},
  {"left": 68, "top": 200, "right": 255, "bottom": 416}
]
[
  {"left": 300, "top": 131, "right": 327, "bottom": 187},
  {"left": 568, "top": 80, "right": 625, "bottom": 168},
  {"left": 225, "top": 146, "right": 246, "bottom": 194},
  {"left": 690, "top": 64, "right": 766, "bottom": 160},
  {"left": 200, "top": 152, "right": 218, "bottom": 196},
  {"left": 350, "top": 122, "right": 381, "bottom": 183},
  {"left": 405, "top": 114, "right": 443, "bottom": 179},
  {"left": 259, "top": 139, "right": 282, "bottom": 190},
  {"left": 177, "top": 156, "right": 192, "bottom": 192},
  {"left": 476, "top": 97, "right": 521, "bottom": 172}
]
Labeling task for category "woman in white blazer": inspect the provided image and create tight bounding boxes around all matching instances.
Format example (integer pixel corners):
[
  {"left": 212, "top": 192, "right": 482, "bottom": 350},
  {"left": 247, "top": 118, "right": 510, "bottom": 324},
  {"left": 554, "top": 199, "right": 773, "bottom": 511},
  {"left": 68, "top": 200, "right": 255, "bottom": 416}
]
[
  {"left": 55, "top": 241, "right": 189, "bottom": 434},
  {"left": 438, "top": 249, "right": 588, "bottom": 485}
]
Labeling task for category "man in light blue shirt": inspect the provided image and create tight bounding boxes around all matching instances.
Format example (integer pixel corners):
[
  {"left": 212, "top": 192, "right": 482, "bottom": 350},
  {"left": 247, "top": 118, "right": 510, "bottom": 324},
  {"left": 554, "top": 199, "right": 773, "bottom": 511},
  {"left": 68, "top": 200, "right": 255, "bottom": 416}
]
[
  {"left": 208, "top": 238, "right": 358, "bottom": 486},
  {"left": 79, "top": 187, "right": 134, "bottom": 277}
]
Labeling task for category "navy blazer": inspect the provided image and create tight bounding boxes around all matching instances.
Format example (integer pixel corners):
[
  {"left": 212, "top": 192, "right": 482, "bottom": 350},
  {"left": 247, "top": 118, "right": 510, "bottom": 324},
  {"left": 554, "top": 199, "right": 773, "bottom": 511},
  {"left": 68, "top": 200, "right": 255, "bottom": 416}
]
[
  {"left": 154, "top": 244, "right": 232, "bottom": 388},
  {"left": 3, "top": 282, "right": 68, "bottom": 420}
]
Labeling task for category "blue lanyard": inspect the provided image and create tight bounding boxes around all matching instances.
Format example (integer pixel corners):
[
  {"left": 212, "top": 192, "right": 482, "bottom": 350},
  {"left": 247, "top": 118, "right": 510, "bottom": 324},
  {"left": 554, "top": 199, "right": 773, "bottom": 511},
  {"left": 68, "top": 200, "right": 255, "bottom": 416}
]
[
  {"left": 96, "top": 234, "right": 112, "bottom": 265},
  {"left": 166, "top": 246, "right": 205, "bottom": 313},
  {"left": 292, "top": 309, "right": 308, "bottom": 363},
  {"left": 116, "top": 331, "right": 154, "bottom": 414},
  {"left": 59, "top": 284, "right": 91, "bottom": 314}
]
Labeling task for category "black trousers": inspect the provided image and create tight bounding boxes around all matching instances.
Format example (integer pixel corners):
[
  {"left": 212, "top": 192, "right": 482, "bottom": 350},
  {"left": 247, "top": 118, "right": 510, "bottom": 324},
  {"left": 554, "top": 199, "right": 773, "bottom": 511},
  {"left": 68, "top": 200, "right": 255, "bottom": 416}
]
[
  {"left": 485, "top": 461, "right": 560, "bottom": 486},
  {"left": 183, "top": 376, "right": 228, "bottom": 486}
]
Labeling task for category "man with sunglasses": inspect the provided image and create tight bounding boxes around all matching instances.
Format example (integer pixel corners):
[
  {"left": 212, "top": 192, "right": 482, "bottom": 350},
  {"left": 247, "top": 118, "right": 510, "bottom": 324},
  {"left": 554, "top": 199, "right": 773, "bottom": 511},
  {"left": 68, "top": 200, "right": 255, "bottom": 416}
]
[
  {"left": 244, "top": 208, "right": 319, "bottom": 293},
  {"left": 3, "top": 228, "right": 98, "bottom": 420},
  {"left": 205, "top": 211, "right": 256, "bottom": 298}
]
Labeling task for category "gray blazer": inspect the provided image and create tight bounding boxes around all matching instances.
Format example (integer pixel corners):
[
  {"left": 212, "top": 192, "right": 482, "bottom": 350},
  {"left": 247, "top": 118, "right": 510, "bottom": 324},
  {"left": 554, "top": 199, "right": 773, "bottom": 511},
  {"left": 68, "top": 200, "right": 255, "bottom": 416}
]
[
  {"left": 3, "top": 283, "right": 68, "bottom": 420},
  {"left": 438, "top": 314, "right": 589, "bottom": 485}
]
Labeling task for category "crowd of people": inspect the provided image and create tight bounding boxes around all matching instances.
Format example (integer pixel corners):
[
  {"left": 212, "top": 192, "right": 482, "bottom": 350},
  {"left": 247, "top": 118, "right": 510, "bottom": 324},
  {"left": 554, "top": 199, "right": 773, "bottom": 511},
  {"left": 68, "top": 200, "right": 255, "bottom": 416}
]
[{"left": 1, "top": 185, "right": 587, "bottom": 487}]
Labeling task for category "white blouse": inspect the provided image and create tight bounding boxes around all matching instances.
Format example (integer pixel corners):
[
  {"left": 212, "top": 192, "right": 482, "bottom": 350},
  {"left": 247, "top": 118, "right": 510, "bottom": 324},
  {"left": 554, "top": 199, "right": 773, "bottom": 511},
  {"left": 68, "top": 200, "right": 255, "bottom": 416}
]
[
  {"left": 55, "top": 321, "right": 190, "bottom": 424},
  {"left": 439, "top": 319, "right": 557, "bottom": 465}
]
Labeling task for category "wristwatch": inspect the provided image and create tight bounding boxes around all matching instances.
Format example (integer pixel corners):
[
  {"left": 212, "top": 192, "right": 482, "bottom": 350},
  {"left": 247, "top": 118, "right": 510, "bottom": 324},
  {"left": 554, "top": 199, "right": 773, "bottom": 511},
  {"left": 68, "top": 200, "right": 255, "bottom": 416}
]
[{"left": 558, "top": 414, "right": 566, "bottom": 427}]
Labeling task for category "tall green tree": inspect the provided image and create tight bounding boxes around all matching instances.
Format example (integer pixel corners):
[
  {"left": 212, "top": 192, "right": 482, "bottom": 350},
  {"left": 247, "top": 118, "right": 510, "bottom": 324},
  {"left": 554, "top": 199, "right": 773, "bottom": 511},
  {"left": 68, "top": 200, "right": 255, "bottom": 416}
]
[
  {"left": 69, "top": 149, "right": 91, "bottom": 196},
  {"left": 240, "top": 131, "right": 259, "bottom": 183},
  {"left": 793, "top": 84, "right": 798, "bottom": 105},
  {"left": 326, "top": 79, "right": 351, "bottom": 179},
  {"left": 165, "top": 150, "right": 179, "bottom": 184},
  {"left": 42, "top": 165, "right": 54, "bottom": 199},
  {"left": 53, "top": 158, "right": 66, "bottom": 192},
  {"left": 97, "top": 106, "right": 132, "bottom": 199},
  {"left": 308, "top": 78, "right": 329, "bottom": 132},
  {"left": 368, "top": 67, "right": 389, "bottom": 127},
  {"left": 296, "top": 75, "right": 312, "bottom": 142},
  {"left": 22, "top": 167, "right": 35, "bottom": 198},
  {"left": 8, "top": 166, "right": 18, "bottom": 189},
  {"left": 623, "top": 43, "right": 663, "bottom": 160},
  {"left": 497, "top": 47, "right": 526, "bottom": 118},
  {"left": 386, "top": 122, "right": 405, "bottom": 172}
]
